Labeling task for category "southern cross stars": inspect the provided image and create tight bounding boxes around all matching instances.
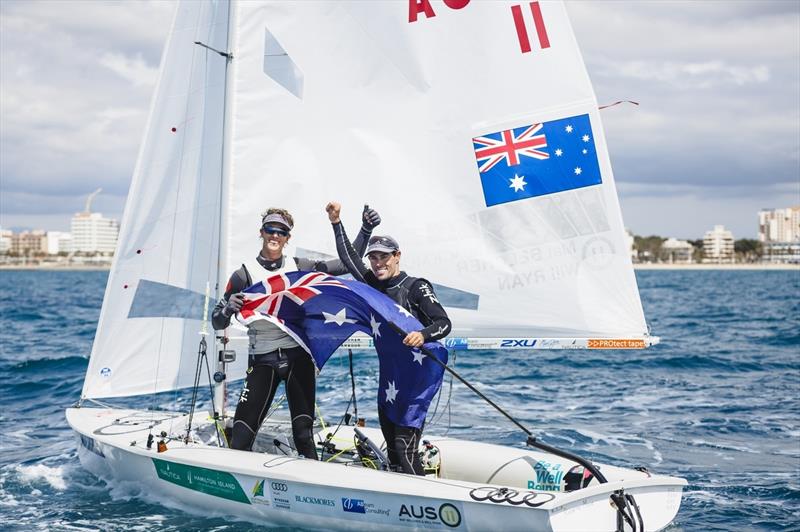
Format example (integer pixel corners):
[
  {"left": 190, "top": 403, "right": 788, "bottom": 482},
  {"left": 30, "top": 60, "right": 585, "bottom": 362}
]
[
  {"left": 395, "top": 304, "right": 413, "bottom": 319},
  {"left": 322, "top": 308, "right": 357, "bottom": 326},
  {"left": 508, "top": 173, "right": 527, "bottom": 192},
  {"left": 411, "top": 349, "right": 426, "bottom": 365},
  {"left": 565, "top": 125, "right": 573, "bottom": 133},
  {"left": 385, "top": 381, "right": 399, "bottom": 403},
  {"left": 369, "top": 314, "right": 382, "bottom": 337},
  {"left": 574, "top": 167, "right": 582, "bottom": 175}
]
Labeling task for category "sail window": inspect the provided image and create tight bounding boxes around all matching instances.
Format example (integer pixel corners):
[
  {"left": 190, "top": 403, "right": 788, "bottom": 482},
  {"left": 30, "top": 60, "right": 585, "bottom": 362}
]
[{"left": 263, "top": 27, "right": 304, "bottom": 99}]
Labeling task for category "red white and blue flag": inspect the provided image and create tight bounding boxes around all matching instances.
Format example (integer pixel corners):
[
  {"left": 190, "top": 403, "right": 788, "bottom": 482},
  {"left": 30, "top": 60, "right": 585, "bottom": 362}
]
[
  {"left": 237, "top": 271, "right": 448, "bottom": 428},
  {"left": 473, "top": 113, "right": 602, "bottom": 207}
]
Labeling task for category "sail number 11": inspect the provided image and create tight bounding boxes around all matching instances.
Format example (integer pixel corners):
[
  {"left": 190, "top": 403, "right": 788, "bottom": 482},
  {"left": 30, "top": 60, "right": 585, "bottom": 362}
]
[{"left": 408, "top": 0, "right": 551, "bottom": 55}]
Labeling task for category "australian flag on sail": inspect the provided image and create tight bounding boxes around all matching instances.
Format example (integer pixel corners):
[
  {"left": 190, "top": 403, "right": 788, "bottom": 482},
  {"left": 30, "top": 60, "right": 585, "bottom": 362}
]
[
  {"left": 236, "top": 271, "right": 448, "bottom": 429},
  {"left": 472, "top": 113, "right": 602, "bottom": 207}
]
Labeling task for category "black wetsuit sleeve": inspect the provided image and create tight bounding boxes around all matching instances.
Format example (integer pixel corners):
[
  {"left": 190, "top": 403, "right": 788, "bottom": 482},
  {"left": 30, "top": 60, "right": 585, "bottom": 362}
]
[
  {"left": 408, "top": 280, "right": 452, "bottom": 342},
  {"left": 295, "top": 224, "right": 373, "bottom": 275},
  {"left": 211, "top": 267, "right": 248, "bottom": 330},
  {"left": 331, "top": 221, "right": 372, "bottom": 282}
]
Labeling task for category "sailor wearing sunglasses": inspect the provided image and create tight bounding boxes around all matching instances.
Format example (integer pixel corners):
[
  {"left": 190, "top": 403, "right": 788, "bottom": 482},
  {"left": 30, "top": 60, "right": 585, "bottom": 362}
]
[{"left": 212, "top": 207, "right": 380, "bottom": 457}]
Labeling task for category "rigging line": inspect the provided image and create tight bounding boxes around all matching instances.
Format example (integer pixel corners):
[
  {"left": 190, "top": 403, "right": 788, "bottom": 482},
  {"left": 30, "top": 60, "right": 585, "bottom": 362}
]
[
  {"left": 428, "top": 350, "right": 455, "bottom": 433},
  {"left": 327, "top": 394, "right": 354, "bottom": 441},
  {"left": 348, "top": 349, "right": 358, "bottom": 422},
  {"left": 202, "top": 337, "right": 222, "bottom": 446},
  {"left": 185, "top": 337, "right": 206, "bottom": 443},
  {"left": 385, "top": 321, "right": 608, "bottom": 484}
]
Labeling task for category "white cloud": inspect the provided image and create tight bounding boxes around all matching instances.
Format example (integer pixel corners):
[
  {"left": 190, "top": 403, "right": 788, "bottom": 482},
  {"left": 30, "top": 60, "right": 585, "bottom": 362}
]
[
  {"left": 618, "top": 181, "right": 800, "bottom": 239},
  {"left": 0, "top": 0, "right": 798, "bottom": 238},
  {"left": 99, "top": 52, "right": 159, "bottom": 87},
  {"left": 603, "top": 60, "right": 770, "bottom": 88}
]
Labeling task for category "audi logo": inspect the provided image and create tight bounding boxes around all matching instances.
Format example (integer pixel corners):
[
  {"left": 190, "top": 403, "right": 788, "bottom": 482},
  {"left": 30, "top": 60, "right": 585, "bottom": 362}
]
[
  {"left": 469, "top": 487, "right": 555, "bottom": 508},
  {"left": 270, "top": 481, "right": 288, "bottom": 492}
]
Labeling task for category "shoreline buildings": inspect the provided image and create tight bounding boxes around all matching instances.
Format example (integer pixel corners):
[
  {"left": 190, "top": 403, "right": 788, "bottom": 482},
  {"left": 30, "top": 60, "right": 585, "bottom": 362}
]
[
  {"left": 70, "top": 212, "right": 119, "bottom": 255},
  {"left": 759, "top": 206, "right": 800, "bottom": 264},
  {"left": 702, "top": 225, "right": 735, "bottom": 264},
  {"left": 0, "top": 190, "right": 119, "bottom": 266},
  {"left": 662, "top": 237, "right": 694, "bottom": 264}
]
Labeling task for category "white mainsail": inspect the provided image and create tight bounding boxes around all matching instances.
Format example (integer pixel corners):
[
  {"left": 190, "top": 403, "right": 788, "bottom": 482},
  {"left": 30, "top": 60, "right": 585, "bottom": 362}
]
[
  {"left": 226, "top": 1, "right": 647, "bottom": 340},
  {"left": 84, "top": 0, "right": 651, "bottom": 400}
]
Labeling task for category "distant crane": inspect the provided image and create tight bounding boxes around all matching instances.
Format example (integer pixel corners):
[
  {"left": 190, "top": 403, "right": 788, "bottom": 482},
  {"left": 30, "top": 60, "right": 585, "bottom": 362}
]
[{"left": 84, "top": 188, "right": 102, "bottom": 214}]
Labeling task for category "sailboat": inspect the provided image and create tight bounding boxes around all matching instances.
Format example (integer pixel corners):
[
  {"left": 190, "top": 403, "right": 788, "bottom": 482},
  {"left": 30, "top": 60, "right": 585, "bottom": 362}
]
[{"left": 67, "top": 1, "right": 686, "bottom": 530}]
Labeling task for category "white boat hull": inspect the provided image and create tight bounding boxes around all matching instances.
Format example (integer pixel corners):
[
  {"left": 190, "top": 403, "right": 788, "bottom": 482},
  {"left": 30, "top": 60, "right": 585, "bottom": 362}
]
[{"left": 67, "top": 407, "right": 685, "bottom": 531}]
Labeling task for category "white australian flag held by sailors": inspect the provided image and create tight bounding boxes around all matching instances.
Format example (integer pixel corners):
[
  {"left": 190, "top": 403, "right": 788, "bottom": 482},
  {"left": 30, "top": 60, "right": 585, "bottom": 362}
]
[
  {"left": 236, "top": 271, "right": 448, "bottom": 429},
  {"left": 473, "top": 113, "right": 602, "bottom": 207}
]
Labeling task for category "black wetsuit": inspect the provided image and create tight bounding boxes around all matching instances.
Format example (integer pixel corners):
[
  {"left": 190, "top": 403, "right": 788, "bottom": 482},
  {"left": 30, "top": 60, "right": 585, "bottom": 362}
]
[
  {"left": 212, "top": 226, "right": 372, "bottom": 457},
  {"left": 332, "top": 221, "right": 451, "bottom": 474}
]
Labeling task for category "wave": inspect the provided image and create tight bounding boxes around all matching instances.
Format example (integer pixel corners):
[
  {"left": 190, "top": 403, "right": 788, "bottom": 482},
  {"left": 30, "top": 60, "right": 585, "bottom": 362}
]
[{"left": 3, "top": 355, "right": 87, "bottom": 373}]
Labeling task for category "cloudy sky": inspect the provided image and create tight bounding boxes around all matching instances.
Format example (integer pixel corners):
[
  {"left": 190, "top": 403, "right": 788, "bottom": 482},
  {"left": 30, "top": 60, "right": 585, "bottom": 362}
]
[{"left": 1, "top": 0, "right": 798, "bottom": 239}]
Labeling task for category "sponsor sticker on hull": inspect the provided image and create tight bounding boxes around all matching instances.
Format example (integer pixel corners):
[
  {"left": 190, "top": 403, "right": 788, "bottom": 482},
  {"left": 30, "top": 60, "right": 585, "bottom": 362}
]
[
  {"left": 588, "top": 339, "right": 646, "bottom": 349},
  {"left": 269, "top": 480, "right": 292, "bottom": 510},
  {"left": 152, "top": 459, "right": 250, "bottom": 504},
  {"left": 341, "top": 497, "right": 391, "bottom": 518},
  {"left": 398, "top": 502, "right": 464, "bottom": 529},
  {"left": 527, "top": 460, "right": 564, "bottom": 491}
]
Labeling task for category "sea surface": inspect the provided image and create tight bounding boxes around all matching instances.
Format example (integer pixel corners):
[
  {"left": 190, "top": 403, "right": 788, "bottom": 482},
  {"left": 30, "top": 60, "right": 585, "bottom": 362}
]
[{"left": 0, "top": 269, "right": 798, "bottom": 531}]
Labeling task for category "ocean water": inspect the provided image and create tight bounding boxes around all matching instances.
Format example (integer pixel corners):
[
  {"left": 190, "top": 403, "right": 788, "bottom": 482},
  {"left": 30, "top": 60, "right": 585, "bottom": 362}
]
[{"left": 0, "top": 269, "right": 798, "bottom": 531}]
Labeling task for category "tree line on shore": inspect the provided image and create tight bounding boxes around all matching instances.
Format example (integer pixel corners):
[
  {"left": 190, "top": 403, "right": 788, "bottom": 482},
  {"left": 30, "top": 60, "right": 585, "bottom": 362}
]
[{"left": 634, "top": 235, "right": 762, "bottom": 263}]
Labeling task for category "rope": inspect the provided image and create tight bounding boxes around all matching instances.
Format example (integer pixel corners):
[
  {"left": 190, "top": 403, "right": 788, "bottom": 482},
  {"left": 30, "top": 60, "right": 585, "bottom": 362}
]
[
  {"left": 315, "top": 403, "right": 327, "bottom": 432},
  {"left": 599, "top": 100, "right": 639, "bottom": 110},
  {"left": 386, "top": 320, "right": 608, "bottom": 484}
]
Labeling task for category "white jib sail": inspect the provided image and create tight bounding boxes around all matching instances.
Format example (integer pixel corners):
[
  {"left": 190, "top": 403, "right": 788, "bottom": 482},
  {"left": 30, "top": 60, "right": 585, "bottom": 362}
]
[
  {"left": 82, "top": 1, "right": 246, "bottom": 399},
  {"left": 226, "top": 1, "right": 648, "bottom": 342}
]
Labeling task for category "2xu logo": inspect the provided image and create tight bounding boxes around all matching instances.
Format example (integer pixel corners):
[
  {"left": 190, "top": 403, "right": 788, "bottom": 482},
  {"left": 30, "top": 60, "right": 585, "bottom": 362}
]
[
  {"left": 469, "top": 487, "right": 555, "bottom": 508},
  {"left": 500, "top": 339, "right": 537, "bottom": 348},
  {"left": 270, "top": 481, "right": 288, "bottom": 492}
]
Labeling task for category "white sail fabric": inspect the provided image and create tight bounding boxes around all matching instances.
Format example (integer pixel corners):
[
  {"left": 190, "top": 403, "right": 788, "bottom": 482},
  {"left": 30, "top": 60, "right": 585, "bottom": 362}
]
[
  {"left": 82, "top": 1, "right": 245, "bottom": 399},
  {"left": 225, "top": 1, "right": 647, "bottom": 340},
  {"left": 84, "top": 0, "right": 651, "bottom": 399}
]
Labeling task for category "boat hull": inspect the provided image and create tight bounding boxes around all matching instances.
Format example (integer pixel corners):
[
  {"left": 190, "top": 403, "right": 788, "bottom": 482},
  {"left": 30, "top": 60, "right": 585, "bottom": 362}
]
[{"left": 67, "top": 407, "right": 685, "bottom": 531}]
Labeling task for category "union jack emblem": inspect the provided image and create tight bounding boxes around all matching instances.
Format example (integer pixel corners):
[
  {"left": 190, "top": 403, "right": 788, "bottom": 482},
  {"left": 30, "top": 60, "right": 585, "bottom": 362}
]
[
  {"left": 473, "top": 123, "right": 549, "bottom": 173},
  {"left": 239, "top": 271, "right": 345, "bottom": 323}
]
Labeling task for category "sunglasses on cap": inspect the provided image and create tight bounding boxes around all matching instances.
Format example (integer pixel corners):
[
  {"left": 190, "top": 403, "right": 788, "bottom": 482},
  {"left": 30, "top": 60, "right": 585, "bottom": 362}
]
[
  {"left": 367, "top": 235, "right": 399, "bottom": 247},
  {"left": 262, "top": 225, "right": 290, "bottom": 237}
]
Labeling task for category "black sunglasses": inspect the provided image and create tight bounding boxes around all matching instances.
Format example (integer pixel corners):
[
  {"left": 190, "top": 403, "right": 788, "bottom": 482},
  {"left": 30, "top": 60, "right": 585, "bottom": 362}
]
[
  {"left": 262, "top": 225, "right": 289, "bottom": 237},
  {"left": 368, "top": 236, "right": 397, "bottom": 247}
]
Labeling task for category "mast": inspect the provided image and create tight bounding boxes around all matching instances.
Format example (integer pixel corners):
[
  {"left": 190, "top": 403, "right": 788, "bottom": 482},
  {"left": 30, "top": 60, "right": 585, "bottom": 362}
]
[{"left": 212, "top": 0, "right": 237, "bottom": 421}]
